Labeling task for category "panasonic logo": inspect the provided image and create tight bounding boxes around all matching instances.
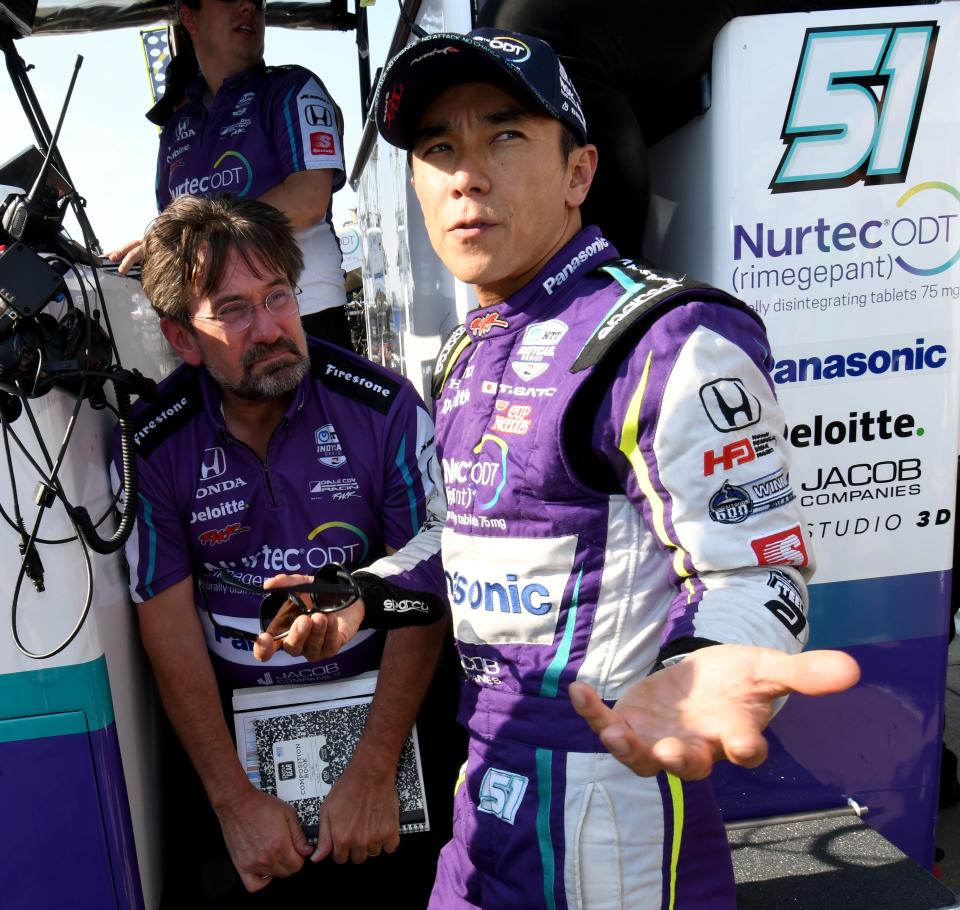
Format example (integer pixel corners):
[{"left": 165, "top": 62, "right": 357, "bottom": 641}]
[
  {"left": 774, "top": 338, "right": 946, "bottom": 384},
  {"left": 542, "top": 237, "right": 609, "bottom": 295}
]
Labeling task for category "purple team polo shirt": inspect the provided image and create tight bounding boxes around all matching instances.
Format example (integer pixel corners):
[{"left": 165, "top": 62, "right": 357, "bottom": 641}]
[{"left": 113, "top": 339, "right": 440, "bottom": 690}]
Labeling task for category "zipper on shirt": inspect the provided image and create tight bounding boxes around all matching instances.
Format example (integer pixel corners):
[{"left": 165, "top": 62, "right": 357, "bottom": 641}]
[{"left": 221, "top": 418, "right": 287, "bottom": 507}]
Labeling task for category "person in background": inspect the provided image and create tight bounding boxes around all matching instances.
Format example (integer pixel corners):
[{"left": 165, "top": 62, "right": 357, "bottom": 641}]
[
  {"left": 114, "top": 193, "right": 464, "bottom": 907},
  {"left": 108, "top": 0, "right": 352, "bottom": 346}
]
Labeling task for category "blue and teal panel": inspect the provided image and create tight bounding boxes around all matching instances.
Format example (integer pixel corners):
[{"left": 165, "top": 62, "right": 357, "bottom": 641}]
[{"left": 0, "top": 656, "right": 145, "bottom": 909}]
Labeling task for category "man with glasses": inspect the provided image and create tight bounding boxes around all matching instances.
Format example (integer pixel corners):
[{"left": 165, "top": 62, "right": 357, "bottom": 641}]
[
  {"left": 113, "top": 194, "right": 462, "bottom": 906},
  {"left": 108, "top": 0, "right": 353, "bottom": 346}
]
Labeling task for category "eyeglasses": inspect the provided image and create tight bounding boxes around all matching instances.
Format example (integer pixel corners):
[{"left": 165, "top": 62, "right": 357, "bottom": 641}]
[
  {"left": 191, "top": 285, "right": 301, "bottom": 334},
  {"left": 197, "top": 564, "right": 360, "bottom": 642}
]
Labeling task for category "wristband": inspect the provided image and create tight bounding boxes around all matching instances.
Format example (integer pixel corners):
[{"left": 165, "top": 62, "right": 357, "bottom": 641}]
[{"left": 353, "top": 572, "right": 447, "bottom": 629}]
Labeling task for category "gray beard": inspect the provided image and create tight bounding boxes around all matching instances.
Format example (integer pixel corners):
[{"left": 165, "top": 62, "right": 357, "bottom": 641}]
[{"left": 205, "top": 340, "right": 309, "bottom": 401}]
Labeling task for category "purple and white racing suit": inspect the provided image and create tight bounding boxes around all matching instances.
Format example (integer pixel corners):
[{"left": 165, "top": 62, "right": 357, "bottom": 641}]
[
  {"left": 156, "top": 64, "right": 346, "bottom": 317},
  {"left": 409, "top": 227, "right": 812, "bottom": 909}
]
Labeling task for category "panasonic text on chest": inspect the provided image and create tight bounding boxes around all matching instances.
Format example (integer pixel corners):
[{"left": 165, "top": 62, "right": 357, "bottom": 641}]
[{"left": 542, "top": 237, "right": 609, "bottom": 294}]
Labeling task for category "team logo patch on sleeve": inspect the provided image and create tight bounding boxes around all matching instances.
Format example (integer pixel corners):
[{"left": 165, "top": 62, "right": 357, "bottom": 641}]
[
  {"left": 699, "top": 378, "right": 762, "bottom": 432},
  {"left": 708, "top": 469, "right": 794, "bottom": 524},
  {"left": 310, "top": 131, "right": 336, "bottom": 155},
  {"left": 751, "top": 525, "right": 809, "bottom": 567}
]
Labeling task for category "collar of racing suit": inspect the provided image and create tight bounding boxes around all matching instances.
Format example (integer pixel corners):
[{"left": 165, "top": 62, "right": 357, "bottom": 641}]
[{"left": 461, "top": 225, "right": 618, "bottom": 344}]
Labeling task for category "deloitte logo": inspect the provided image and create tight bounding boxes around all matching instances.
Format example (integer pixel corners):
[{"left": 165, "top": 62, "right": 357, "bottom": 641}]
[{"left": 789, "top": 410, "right": 924, "bottom": 448}]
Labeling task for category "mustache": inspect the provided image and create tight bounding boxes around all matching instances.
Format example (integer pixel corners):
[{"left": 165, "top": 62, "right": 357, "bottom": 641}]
[{"left": 242, "top": 338, "right": 303, "bottom": 370}]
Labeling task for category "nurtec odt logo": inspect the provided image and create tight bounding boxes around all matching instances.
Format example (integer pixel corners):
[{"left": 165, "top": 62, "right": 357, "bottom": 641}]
[{"left": 169, "top": 150, "right": 254, "bottom": 199}]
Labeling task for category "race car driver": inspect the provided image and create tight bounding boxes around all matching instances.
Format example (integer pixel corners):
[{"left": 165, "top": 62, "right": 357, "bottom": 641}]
[{"left": 372, "top": 27, "right": 860, "bottom": 909}]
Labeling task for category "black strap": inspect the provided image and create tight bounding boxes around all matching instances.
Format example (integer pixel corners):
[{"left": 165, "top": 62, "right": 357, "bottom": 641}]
[
  {"left": 431, "top": 324, "right": 471, "bottom": 400},
  {"left": 571, "top": 259, "right": 761, "bottom": 373},
  {"left": 563, "top": 260, "right": 761, "bottom": 492},
  {"left": 353, "top": 572, "right": 447, "bottom": 629}
]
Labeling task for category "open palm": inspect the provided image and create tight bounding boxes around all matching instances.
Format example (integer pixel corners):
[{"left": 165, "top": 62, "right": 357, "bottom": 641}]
[{"left": 569, "top": 644, "right": 860, "bottom": 780}]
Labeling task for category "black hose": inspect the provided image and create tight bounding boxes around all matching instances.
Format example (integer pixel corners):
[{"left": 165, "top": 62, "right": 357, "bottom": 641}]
[{"left": 66, "top": 384, "right": 137, "bottom": 554}]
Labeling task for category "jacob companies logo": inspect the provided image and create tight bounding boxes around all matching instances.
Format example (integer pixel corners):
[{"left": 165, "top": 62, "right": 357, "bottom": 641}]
[{"left": 770, "top": 22, "right": 938, "bottom": 193}]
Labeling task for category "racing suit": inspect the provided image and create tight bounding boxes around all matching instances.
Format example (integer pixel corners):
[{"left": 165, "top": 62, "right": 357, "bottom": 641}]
[
  {"left": 416, "top": 226, "right": 812, "bottom": 909},
  {"left": 156, "top": 63, "right": 346, "bottom": 319},
  {"left": 114, "top": 339, "right": 462, "bottom": 905}
]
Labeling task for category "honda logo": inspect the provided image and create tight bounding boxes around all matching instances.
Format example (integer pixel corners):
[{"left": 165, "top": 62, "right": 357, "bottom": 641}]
[
  {"left": 200, "top": 447, "right": 226, "bottom": 481},
  {"left": 699, "top": 379, "right": 761, "bottom": 432},
  {"left": 304, "top": 104, "right": 333, "bottom": 127}
]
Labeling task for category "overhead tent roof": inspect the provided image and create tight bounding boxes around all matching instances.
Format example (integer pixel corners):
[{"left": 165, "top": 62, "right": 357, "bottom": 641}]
[{"left": 28, "top": 0, "right": 353, "bottom": 34}]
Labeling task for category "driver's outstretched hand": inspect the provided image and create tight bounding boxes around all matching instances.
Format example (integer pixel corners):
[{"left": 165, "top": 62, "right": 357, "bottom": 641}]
[{"left": 569, "top": 644, "right": 859, "bottom": 780}]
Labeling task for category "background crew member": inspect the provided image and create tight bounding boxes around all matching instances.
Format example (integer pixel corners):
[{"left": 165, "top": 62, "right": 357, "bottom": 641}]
[
  {"left": 115, "top": 194, "right": 463, "bottom": 906},
  {"left": 109, "top": 0, "right": 352, "bottom": 345}
]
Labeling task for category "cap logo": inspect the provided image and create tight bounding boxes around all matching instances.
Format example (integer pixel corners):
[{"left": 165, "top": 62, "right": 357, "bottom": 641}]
[
  {"left": 383, "top": 83, "right": 404, "bottom": 127},
  {"left": 411, "top": 46, "right": 460, "bottom": 65},
  {"left": 474, "top": 34, "right": 531, "bottom": 63},
  {"left": 558, "top": 63, "right": 586, "bottom": 129}
]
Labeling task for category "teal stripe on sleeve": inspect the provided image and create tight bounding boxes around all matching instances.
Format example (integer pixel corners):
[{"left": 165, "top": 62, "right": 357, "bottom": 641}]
[
  {"left": 394, "top": 433, "right": 420, "bottom": 536},
  {"left": 138, "top": 493, "right": 158, "bottom": 599},
  {"left": 283, "top": 88, "right": 301, "bottom": 171}
]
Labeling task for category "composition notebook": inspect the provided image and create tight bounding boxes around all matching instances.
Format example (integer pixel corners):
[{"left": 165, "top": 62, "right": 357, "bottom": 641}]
[{"left": 232, "top": 671, "right": 430, "bottom": 842}]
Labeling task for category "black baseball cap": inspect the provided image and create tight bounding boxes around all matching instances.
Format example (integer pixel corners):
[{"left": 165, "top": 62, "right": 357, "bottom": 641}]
[{"left": 374, "top": 28, "right": 588, "bottom": 151}]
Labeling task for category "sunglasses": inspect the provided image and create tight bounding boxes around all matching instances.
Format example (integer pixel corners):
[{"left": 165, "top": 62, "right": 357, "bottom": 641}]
[{"left": 198, "top": 564, "right": 360, "bottom": 642}]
